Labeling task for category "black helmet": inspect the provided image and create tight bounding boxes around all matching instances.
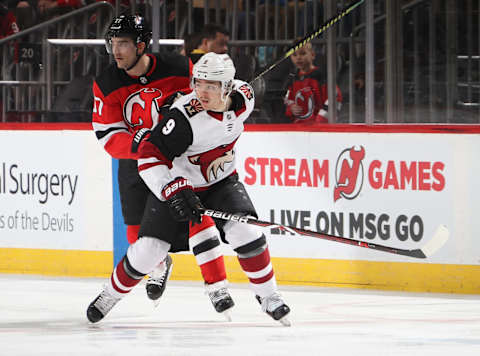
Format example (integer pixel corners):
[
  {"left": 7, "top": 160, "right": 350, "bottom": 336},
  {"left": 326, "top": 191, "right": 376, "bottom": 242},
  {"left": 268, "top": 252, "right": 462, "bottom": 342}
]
[{"left": 105, "top": 14, "right": 152, "bottom": 54}]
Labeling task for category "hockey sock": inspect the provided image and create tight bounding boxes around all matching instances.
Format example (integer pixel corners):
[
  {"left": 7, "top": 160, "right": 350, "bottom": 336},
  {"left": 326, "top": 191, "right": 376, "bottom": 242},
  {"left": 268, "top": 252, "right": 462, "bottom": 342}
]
[
  {"left": 190, "top": 216, "right": 227, "bottom": 284},
  {"left": 108, "top": 255, "right": 146, "bottom": 298},
  {"left": 235, "top": 236, "right": 277, "bottom": 298}
]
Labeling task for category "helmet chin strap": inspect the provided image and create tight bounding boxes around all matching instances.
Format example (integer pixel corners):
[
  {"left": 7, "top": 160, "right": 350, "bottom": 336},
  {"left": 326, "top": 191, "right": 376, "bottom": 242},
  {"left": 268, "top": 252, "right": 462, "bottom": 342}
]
[{"left": 126, "top": 47, "right": 143, "bottom": 72}]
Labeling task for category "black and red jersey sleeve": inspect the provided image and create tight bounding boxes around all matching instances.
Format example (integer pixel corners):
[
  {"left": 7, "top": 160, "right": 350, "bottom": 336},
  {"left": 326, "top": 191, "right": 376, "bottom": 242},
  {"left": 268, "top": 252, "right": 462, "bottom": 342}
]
[{"left": 92, "top": 80, "right": 135, "bottom": 159}]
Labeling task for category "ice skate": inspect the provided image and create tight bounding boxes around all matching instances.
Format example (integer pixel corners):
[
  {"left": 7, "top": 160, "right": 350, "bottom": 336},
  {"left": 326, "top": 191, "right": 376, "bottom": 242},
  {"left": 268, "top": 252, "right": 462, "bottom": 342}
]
[
  {"left": 205, "top": 280, "right": 235, "bottom": 321},
  {"left": 146, "top": 254, "right": 173, "bottom": 307},
  {"left": 86, "top": 285, "right": 121, "bottom": 323},
  {"left": 256, "top": 293, "right": 291, "bottom": 326}
]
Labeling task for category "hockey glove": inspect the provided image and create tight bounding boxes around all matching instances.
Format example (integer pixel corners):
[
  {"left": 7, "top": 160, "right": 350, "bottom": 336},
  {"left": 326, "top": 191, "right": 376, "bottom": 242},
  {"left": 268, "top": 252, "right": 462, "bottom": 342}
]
[
  {"left": 162, "top": 177, "right": 203, "bottom": 225},
  {"left": 131, "top": 128, "right": 169, "bottom": 162}
]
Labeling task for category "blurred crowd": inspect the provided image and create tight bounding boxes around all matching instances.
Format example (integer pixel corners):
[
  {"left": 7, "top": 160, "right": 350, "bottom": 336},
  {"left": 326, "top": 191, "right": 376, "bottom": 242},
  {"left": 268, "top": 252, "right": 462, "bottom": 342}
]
[{"left": 1, "top": 0, "right": 478, "bottom": 124}]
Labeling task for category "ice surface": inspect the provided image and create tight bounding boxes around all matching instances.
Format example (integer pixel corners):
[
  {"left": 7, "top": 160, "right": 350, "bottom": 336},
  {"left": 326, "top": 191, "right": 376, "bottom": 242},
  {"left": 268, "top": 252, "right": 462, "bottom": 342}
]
[{"left": 1, "top": 274, "right": 479, "bottom": 356}]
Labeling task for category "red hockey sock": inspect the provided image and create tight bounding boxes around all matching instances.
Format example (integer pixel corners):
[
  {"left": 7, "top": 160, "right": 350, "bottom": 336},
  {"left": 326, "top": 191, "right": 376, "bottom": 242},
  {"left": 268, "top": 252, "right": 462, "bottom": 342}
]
[
  {"left": 109, "top": 256, "right": 145, "bottom": 296},
  {"left": 190, "top": 216, "right": 227, "bottom": 284},
  {"left": 237, "top": 247, "right": 276, "bottom": 297}
]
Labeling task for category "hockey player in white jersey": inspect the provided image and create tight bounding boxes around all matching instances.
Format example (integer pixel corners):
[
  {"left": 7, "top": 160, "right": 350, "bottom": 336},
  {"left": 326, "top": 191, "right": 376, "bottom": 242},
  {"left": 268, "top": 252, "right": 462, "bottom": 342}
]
[
  {"left": 142, "top": 52, "right": 291, "bottom": 325},
  {"left": 88, "top": 52, "right": 290, "bottom": 326}
]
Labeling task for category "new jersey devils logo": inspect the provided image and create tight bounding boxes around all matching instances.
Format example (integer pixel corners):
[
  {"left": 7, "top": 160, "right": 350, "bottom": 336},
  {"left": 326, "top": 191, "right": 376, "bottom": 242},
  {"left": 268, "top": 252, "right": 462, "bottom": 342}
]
[
  {"left": 123, "top": 88, "right": 163, "bottom": 129},
  {"left": 294, "top": 87, "right": 314, "bottom": 120},
  {"left": 189, "top": 139, "right": 237, "bottom": 182},
  {"left": 334, "top": 146, "right": 365, "bottom": 202}
]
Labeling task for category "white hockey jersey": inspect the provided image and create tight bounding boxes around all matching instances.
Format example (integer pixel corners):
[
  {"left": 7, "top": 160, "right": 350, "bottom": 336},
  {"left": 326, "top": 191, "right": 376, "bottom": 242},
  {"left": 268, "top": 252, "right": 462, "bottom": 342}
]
[{"left": 138, "top": 79, "right": 255, "bottom": 201}]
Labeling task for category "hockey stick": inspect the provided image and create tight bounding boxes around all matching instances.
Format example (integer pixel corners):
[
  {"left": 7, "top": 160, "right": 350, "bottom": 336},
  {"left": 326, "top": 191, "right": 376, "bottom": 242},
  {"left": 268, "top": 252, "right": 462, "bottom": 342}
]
[
  {"left": 249, "top": 0, "right": 365, "bottom": 84},
  {"left": 201, "top": 208, "right": 449, "bottom": 259}
]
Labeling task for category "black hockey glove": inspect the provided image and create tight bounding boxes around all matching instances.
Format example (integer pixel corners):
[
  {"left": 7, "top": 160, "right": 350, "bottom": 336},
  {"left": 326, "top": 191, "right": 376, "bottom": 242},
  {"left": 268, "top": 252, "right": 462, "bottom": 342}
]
[
  {"left": 162, "top": 177, "right": 203, "bottom": 225},
  {"left": 131, "top": 128, "right": 167, "bottom": 161}
]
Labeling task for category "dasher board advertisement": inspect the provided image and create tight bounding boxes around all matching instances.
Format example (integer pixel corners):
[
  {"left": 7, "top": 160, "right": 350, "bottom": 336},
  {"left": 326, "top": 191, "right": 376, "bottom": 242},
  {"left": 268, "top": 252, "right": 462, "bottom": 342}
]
[
  {"left": 0, "top": 130, "right": 113, "bottom": 251},
  {"left": 235, "top": 131, "right": 480, "bottom": 265}
]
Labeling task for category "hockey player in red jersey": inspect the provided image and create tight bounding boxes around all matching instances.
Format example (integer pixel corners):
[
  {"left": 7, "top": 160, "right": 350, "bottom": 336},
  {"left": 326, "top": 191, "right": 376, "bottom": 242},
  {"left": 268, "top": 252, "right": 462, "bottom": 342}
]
[
  {"left": 88, "top": 15, "right": 233, "bottom": 321},
  {"left": 88, "top": 52, "right": 291, "bottom": 326}
]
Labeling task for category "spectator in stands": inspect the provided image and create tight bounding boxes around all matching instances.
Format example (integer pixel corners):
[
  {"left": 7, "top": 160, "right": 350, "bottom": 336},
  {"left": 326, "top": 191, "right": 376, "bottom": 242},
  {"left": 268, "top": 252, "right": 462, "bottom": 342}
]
[
  {"left": 0, "top": 2, "right": 19, "bottom": 38},
  {"left": 180, "top": 31, "right": 201, "bottom": 57},
  {"left": 284, "top": 42, "right": 342, "bottom": 124},
  {"left": 12, "top": 1, "right": 37, "bottom": 30},
  {"left": 36, "top": 0, "right": 126, "bottom": 20},
  {"left": 37, "top": 0, "right": 83, "bottom": 14},
  {"left": 183, "top": 23, "right": 229, "bottom": 63},
  {"left": 0, "top": 2, "right": 19, "bottom": 121}
]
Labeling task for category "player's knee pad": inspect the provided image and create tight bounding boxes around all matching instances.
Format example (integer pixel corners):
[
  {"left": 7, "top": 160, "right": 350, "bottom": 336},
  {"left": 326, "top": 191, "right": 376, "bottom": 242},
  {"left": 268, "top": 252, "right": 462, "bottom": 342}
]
[
  {"left": 190, "top": 223, "right": 222, "bottom": 264},
  {"left": 223, "top": 219, "right": 265, "bottom": 252},
  {"left": 126, "top": 224, "right": 140, "bottom": 244},
  {"left": 126, "top": 236, "right": 171, "bottom": 274},
  {"left": 232, "top": 234, "right": 267, "bottom": 258}
]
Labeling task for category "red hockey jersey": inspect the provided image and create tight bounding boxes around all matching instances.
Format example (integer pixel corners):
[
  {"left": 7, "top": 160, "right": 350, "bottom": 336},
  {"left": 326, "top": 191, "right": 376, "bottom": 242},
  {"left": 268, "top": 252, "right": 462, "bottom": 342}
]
[
  {"left": 92, "top": 53, "right": 192, "bottom": 160},
  {"left": 285, "top": 66, "right": 342, "bottom": 124}
]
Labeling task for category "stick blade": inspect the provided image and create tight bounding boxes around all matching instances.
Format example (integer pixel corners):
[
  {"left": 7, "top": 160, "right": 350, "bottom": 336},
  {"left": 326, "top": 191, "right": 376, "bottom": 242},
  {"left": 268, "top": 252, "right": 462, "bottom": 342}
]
[{"left": 420, "top": 225, "right": 450, "bottom": 258}]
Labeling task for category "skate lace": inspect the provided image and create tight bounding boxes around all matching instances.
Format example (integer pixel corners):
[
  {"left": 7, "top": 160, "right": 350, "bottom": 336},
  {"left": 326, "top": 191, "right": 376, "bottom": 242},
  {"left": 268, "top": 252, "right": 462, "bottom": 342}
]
[
  {"left": 147, "top": 256, "right": 172, "bottom": 286},
  {"left": 94, "top": 289, "right": 120, "bottom": 314},
  {"left": 147, "top": 273, "right": 167, "bottom": 286},
  {"left": 261, "top": 293, "right": 284, "bottom": 313},
  {"left": 208, "top": 287, "right": 230, "bottom": 304}
]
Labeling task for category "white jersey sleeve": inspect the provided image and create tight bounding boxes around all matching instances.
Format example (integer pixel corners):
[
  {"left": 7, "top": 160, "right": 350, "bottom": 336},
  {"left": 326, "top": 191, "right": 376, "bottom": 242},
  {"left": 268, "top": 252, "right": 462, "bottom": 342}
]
[{"left": 231, "top": 79, "right": 255, "bottom": 122}]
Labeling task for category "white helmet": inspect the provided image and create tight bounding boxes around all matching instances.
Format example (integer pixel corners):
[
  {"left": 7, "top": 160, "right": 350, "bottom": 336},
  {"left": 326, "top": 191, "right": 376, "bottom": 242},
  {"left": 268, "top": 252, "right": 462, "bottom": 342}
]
[{"left": 192, "top": 52, "right": 236, "bottom": 101}]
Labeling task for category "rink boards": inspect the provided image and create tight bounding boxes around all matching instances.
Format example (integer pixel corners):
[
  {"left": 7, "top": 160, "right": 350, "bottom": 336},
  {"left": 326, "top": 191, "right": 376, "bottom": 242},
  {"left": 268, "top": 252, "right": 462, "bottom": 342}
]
[{"left": 1, "top": 123, "right": 480, "bottom": 294}]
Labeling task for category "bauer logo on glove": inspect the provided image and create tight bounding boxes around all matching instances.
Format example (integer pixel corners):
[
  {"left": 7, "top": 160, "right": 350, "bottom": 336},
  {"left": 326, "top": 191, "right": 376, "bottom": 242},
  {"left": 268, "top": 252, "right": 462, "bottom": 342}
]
[{"left": 162, "top": 177, "right": 192, "bottom": 200}]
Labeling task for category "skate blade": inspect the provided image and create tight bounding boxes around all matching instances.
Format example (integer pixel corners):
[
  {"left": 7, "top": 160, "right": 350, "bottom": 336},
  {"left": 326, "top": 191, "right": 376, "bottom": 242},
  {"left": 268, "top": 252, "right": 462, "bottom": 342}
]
[
  {"left": 152, "top": 299, "right": 161, "bottom": 308},
  {"left": 278, "top": 316, "right": 291, "bottom": 327},
  {"left": 222, "top": 310, "right": 232, "bottom": 322}
]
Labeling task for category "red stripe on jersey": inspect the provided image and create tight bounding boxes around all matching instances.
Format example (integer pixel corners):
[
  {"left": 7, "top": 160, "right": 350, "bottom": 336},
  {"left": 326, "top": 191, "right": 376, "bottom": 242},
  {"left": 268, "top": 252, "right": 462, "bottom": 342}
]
[
  {"left": 138, "top": 161, "right": 170, "bottom": 172},
  {"left": 237, "top": 248, "right": 271, "bottom": 272},
  {"left": 207, "top": 111, "right": 224, "bottom": 121},
  {"left": 103, "top": 131, "right": 136, "bottom": 159},
  {"left": 248, "top": 270, "right": 274, "bottom": 285},
  {"left": 235, "top": 103, "right": 246, "bottom": 117},
  {"left": 128, "top": 54, "right": 157, "bottom": 78}
]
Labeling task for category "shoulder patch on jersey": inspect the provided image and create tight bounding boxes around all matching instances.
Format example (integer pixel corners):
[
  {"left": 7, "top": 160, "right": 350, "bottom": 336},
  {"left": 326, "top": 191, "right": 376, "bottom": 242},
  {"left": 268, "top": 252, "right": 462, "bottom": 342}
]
[
  {"left": 238, "top": 84, "right": 253, "bottom": 100},
  {"left": 183, "top": 98, "right": 204, "bottom": 118}
]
